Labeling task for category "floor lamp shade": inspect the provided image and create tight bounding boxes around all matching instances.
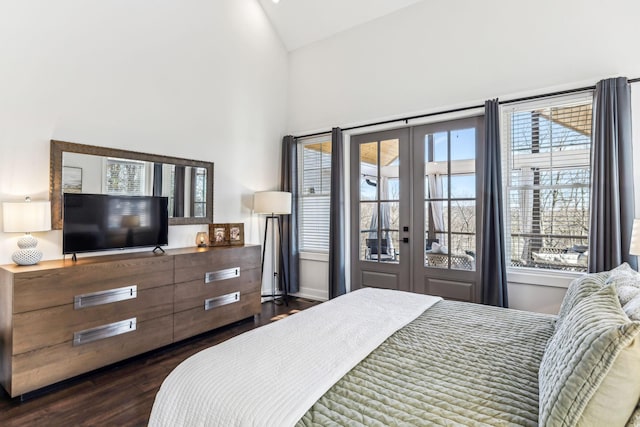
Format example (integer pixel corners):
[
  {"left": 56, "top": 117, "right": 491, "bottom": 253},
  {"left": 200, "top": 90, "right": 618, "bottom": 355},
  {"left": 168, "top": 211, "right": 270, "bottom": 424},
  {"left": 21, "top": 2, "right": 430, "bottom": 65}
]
[
  {"left": 2, "top": 199, "right": 51, "bottom": 265},
  {"left": 254, "top": 191, "right": 291, "bottom": 215}
]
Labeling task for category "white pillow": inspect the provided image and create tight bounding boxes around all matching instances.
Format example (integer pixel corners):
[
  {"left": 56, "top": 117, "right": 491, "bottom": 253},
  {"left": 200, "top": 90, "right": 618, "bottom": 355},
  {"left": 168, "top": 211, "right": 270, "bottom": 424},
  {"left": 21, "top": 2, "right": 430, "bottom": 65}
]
[
  {"left": 431, "top": 242, "right": 448, "bottom": 254},
  {"left": 604, "top": 262, "right": 640, "bottom": 307},
  {"left": 624, "top": 295, "right": 640, "bottom": 321},
  {"left": 618, "top": 285, "right": 640, "bottom": 306}
]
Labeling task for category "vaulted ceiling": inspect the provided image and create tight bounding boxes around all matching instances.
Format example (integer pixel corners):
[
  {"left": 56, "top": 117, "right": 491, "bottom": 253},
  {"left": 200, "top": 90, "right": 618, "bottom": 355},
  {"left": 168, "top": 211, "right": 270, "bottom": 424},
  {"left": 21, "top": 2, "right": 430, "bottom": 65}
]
[{"left": 257, "top": 0, "right": 423, "bottom": 51}]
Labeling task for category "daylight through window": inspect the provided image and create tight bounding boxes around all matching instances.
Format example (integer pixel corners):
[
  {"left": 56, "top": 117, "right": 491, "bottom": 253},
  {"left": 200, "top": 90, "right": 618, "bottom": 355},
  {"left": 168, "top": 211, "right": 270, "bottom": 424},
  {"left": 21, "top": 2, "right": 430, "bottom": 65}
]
[
  {"left": 299, "top": 137, "right": 332, "bottom": 252},
  {"left": 503, "top": 95, "right": 592, "bottom": 272}
]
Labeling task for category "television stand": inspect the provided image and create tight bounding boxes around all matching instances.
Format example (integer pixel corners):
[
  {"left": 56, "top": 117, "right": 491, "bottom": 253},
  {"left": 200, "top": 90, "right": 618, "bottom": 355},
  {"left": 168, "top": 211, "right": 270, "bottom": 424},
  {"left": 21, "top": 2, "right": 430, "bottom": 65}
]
[
  {"left": 153, "top": 246, "right": 165, "bottom": 254},
  {"left": 71, "top": 253, "right": 77, "bottom": 262}
]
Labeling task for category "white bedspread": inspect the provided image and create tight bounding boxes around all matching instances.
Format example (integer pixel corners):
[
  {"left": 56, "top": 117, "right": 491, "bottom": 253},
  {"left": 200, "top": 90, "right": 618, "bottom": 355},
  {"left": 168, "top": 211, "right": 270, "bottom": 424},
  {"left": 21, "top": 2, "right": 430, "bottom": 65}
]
[{"left": 148, "top": 288, "right": 441, "bottom": 427}]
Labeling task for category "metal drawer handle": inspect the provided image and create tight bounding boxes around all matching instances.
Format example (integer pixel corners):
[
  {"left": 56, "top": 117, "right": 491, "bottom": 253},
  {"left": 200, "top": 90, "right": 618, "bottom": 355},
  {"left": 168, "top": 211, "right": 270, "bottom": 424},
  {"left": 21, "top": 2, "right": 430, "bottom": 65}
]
[
  {"left": 204, "top": 292, "right": 240, "bottom": 311},
  {"left": 74, "top": 285, "right": 137, "bottom": 309},
  {"left": 73, "top": 318, "right": 137, "bottom": 346},
  {"left": 205, "top": 267, "right": 240, "bottom": 283}
]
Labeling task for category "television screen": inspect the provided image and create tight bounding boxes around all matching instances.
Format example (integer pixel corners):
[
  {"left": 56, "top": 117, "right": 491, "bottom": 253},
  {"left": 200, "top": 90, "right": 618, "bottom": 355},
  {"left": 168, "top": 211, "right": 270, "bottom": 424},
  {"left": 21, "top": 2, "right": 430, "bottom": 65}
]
[{"left": 63, "top": 193, "right": 168, "bottom": 255}]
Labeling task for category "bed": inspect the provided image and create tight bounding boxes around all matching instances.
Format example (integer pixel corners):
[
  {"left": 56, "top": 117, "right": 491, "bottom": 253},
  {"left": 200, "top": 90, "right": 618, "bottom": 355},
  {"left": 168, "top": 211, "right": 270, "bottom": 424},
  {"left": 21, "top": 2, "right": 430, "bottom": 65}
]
[{"left": 149, "top": 266, "right": 640, "bottom": 427}]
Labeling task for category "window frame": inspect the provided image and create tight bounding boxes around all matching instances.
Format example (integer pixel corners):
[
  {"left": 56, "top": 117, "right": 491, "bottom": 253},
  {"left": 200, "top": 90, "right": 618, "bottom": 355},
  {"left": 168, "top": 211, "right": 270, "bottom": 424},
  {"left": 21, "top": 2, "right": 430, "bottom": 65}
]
[
  {"left": 501, "top": 93, "right": 593, "bottom": 275},
  {"left": 298, "top": 135, "right": 332, "bottom": 254}
]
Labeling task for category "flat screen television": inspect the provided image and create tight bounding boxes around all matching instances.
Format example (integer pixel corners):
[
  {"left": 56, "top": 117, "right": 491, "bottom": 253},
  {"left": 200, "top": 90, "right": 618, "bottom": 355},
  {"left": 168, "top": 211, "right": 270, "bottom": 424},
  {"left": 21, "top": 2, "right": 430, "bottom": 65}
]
[{"left": 63, "top": 193, "right": 169, "bottom": 255}]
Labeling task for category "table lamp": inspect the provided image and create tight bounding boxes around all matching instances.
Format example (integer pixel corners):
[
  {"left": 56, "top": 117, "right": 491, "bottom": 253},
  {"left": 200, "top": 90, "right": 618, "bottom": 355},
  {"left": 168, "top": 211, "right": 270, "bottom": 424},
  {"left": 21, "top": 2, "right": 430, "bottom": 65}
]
[{"left": 2, "top": 197, "right": 51, "bottom": 265}]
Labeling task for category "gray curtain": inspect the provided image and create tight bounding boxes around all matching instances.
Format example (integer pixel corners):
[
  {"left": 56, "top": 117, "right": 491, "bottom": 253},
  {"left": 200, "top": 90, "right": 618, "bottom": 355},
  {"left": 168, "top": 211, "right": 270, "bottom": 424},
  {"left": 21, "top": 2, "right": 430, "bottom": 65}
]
[
  {"left": 329, "top": 127, "right": 346, "bottom": 298},
  {"left": 481, "top": 99, "right": 509, "bottom": 307},
  {"left": 173, "top": 165, "right": 185, "bottom": 217},
  {"left": 589, "top": 77, "right": 636, "bottom": 271},
  {"left": 281, "top": 136, "right": 300, "bottom": 293},
  {"left": 152, "top": 163, "right": 163, "bottom": 197}
]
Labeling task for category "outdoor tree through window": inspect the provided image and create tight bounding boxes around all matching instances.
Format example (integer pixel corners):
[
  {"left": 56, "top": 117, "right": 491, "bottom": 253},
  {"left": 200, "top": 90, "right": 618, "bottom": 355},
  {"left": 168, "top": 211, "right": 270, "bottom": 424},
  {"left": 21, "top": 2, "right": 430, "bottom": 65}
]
[{"left": 503, "top": 95, "right": 592, "bottom": 272}]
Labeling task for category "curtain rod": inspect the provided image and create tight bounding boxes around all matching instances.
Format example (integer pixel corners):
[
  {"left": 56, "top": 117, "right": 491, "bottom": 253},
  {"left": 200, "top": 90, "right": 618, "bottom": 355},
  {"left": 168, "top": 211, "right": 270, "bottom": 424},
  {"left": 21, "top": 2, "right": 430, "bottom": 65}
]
[{"left": 295, "top": 77, "right": 640, "bottom": 139}]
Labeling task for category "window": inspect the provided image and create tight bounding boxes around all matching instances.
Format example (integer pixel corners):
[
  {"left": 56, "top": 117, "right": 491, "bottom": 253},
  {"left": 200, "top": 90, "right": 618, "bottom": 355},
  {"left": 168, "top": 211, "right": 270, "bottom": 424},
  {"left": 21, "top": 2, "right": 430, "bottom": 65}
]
[
  {"left": 299, "top": 137, "right": 332, "bottom": 252},
  {"left": 503, "top": 95, "right": 592, "bottom": 272},
  {"left": 105, "top": 158, "right": 147, "bottom": 195}
]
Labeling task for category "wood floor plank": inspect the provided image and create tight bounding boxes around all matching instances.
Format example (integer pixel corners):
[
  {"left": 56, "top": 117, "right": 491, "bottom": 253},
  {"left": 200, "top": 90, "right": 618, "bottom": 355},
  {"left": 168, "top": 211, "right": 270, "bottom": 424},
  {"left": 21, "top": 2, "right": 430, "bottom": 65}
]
[{"left": 0, "top": 298, "right": 320, "bottom": 427}]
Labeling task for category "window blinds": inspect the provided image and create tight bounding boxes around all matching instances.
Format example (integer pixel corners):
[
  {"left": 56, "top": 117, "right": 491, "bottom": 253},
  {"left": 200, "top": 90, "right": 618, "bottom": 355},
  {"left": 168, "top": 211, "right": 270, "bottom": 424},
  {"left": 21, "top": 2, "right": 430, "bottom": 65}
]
[
  {"left": 503, "top": 95, "right": 592, "bottom": 270},
  {"left": 299, "top": 140, "right": 332, "bottom": 252},
  {"left": 105, "top": 158, "right": 146, "bottom": 196}
]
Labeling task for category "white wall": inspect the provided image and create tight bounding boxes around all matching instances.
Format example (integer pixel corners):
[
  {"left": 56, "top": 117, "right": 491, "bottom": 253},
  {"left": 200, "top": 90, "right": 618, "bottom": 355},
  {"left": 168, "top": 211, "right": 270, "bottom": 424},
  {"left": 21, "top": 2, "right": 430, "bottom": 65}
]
[
  {"left": 288, "top": 0, "right": 640, "bottom": 312},
  {"left": 0, "top": 0, "right": 289, "bottom": 276}
]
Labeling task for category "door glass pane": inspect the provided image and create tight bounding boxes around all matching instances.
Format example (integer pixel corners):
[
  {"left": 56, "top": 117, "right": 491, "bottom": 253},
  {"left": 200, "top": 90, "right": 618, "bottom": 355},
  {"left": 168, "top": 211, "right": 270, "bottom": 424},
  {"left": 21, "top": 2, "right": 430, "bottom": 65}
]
[
  {"left": 432, "top": 132, "right": 448, "bottom": 162},
  {"left": 360, "top": 201, "right": 376, "bottom": 261},
  {"left": 449, "top": 174, "right": 476, "bottom": 198},
  {"left": 380, "top": 139, "right": 399, "bottom": 201},
  {"left": 450, "top": 200, "right": 476, "bottom": 234},
  {"left": 379, "top": 201, "right": 399, "bottom": 264},
  {"left": 451, "top": 234, "right": 476, "bottom": 271},
  {"left": 360, "top": 142, "right": 378, "bottom": 201},
  {"left": 450, "top": 128, "right": 475, "bottom": 161}
]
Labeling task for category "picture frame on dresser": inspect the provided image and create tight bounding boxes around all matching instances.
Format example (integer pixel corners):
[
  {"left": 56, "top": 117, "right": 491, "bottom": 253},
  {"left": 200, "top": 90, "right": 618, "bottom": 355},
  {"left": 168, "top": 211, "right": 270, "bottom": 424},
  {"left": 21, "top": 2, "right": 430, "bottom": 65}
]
[
  {"left": 209, "top": 224, "right": 229, "bottom": 246},
  {"left": 229, "top": 223, "right": 244, "bottom": 246}
]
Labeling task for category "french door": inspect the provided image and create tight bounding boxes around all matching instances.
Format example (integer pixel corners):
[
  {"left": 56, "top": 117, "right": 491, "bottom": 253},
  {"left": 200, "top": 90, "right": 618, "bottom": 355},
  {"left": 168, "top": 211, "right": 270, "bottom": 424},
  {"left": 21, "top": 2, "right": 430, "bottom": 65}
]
[
  {"left": 350, "top": 129, "right": 411, "bottom": 291},
  {"left": 350, "top": 117, "right": 484, "bottom": 302}
]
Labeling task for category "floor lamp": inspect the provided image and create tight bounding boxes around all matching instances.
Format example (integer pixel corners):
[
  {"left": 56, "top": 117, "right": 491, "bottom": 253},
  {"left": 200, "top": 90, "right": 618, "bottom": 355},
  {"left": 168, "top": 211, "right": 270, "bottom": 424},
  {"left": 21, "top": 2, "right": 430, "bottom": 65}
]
[{"left": 254, "top": 191, "right": 291, "bottom": 305}]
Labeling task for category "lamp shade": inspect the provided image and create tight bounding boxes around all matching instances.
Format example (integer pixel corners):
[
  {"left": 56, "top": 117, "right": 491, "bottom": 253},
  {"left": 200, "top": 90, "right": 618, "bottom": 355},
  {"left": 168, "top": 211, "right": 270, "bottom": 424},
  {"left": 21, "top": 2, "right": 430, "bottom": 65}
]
[
  {"left": 3, "top": 200, "right": 52, "bottom": 233},
  {"left": 254, "top": 191, "right": 291, "bottom": 215},
  {"left": 630, "top": 219, "right": 640, "bottom": 256}
]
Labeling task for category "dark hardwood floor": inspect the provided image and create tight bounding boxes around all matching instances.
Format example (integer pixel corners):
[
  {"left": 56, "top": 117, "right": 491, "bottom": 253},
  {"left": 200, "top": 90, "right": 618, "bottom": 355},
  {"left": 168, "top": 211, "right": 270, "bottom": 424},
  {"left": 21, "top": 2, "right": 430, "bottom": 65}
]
[{"left": 0, "top": 298, "right": 320, "bottom": 427}]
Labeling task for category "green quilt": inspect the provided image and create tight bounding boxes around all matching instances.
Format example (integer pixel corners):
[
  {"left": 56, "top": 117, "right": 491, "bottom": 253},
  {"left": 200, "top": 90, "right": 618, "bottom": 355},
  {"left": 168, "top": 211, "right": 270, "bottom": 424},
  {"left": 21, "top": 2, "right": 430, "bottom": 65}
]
[{"left": 298, "top": 300, "right": 555, "bottom": 426}]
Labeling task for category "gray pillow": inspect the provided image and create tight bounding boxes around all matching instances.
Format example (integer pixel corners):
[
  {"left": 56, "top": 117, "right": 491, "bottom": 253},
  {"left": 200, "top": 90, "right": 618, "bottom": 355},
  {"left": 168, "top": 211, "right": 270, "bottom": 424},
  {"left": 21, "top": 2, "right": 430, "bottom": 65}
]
[
  {"left": 555, "top": 269, "right": 610, "bottom": 328},
  {"left": 539, "top": 285, "right": 640, "bottom": 427}
]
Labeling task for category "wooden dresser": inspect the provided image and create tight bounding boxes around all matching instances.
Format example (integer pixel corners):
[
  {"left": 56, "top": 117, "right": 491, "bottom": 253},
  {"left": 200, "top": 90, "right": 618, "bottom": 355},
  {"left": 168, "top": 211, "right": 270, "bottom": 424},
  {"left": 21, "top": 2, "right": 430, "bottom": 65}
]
[{"left": 0, "top": 245, "right": 261, "bottom": 397}]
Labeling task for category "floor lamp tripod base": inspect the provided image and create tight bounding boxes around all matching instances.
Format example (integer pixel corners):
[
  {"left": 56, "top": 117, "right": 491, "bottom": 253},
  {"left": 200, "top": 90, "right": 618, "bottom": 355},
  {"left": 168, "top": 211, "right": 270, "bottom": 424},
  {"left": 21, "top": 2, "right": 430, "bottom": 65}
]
[{"left": 260, "top": 215, "right": 288, "bottom": 306}]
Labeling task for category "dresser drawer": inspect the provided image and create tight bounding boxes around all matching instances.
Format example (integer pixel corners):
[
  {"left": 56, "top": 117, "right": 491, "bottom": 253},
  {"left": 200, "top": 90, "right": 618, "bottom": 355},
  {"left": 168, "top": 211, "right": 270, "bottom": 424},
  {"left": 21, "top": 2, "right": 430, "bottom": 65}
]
[
  {"left": 13, "top": 256, "right": 174, "bottom": 313},
  {"left": 173, "top": 288, "right": 260, "bottom": 341},
  {"left": 10, "top": 314, "right": 173, "bottom": 397},
  {"left": 174, "top": 246, "right": 260, "bottom": 283},
  {"left": 174, "top": 268, "right": 260, "bottom": 312},
  {"left": 12, "top": 284, "right": 174, "bottom": 355}
]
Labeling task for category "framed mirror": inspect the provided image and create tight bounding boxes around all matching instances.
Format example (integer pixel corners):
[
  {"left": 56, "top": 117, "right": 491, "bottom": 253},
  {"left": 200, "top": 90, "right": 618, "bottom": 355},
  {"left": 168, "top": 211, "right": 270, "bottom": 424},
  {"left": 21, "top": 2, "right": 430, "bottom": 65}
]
[{"left": 50, "top": 140, "right": 214, "bottom": 230}]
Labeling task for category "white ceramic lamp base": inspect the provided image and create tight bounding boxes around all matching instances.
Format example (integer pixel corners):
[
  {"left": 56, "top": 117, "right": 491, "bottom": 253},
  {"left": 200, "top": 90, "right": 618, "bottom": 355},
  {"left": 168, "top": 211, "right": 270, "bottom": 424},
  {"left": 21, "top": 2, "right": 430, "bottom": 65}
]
[
  {"left": 12, "top": 249, "right": 43, "bottom": 265},
  {"left": 13, "top": 234, "right": 43, "bottom": 265}
]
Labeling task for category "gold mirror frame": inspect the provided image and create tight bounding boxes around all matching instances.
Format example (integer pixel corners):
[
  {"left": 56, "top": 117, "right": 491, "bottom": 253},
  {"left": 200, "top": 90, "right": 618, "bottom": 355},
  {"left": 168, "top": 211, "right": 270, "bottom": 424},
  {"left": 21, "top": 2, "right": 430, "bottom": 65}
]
[{"left": 49, "top": 140, "right": 214, "bottom": 230}]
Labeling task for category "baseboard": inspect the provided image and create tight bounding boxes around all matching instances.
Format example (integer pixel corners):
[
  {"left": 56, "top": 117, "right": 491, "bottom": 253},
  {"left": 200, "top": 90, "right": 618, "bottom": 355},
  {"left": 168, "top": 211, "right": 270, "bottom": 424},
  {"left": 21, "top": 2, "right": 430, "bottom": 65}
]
[{"left": 290, "top": 288, "right": 327, "bottom": 302}]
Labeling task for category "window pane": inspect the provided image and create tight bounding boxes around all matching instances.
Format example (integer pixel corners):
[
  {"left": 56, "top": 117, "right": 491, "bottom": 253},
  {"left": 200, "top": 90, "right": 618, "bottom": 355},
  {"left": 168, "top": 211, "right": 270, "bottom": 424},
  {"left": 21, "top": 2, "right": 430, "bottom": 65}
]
[
  {"left": 299, "top": 139, "right": 332, "bottom": 252},
  {"left": 505, "top": 98, "right": 592, "bottom": 271}
]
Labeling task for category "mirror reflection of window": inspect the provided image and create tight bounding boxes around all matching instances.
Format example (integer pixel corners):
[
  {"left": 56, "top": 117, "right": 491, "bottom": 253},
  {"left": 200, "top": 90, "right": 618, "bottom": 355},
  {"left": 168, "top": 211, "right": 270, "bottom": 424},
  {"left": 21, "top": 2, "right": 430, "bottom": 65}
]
[{"left": 104, "top": 158, "right": 150, "bottom": 196}]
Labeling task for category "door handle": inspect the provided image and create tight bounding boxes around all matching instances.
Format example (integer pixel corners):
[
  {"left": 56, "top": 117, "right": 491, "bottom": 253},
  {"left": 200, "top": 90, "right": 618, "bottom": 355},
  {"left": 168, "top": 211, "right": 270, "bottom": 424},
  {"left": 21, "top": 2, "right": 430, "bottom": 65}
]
[{"left": 402, "top": 237, "right": 409, "bottom": 243}]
